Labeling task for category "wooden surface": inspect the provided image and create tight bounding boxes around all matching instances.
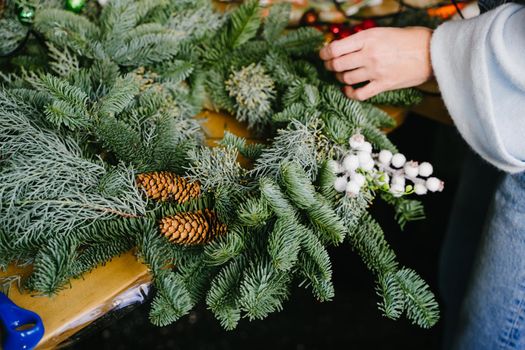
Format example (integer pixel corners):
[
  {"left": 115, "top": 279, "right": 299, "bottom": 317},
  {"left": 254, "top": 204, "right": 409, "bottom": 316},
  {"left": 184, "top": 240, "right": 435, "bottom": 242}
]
[{"left": 1, "top": 253, "right": 150, "bottom": 350}]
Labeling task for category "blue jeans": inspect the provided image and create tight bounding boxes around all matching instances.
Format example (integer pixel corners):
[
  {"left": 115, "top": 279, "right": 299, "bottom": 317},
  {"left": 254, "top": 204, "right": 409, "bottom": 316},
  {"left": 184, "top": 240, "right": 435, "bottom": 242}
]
[{"left": 440, "top": 151, "right": 525, "bottom": 349}]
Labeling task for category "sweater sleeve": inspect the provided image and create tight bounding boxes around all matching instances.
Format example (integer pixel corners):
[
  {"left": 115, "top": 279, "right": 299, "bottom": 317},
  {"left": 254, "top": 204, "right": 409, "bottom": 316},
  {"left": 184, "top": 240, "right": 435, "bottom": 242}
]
[{"left": 430, "top": 3, "right": 525, "bottom": 173}]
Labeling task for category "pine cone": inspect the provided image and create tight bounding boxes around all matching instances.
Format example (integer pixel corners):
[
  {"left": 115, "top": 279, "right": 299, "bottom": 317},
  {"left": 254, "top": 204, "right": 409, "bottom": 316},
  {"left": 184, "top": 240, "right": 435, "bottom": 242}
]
[
  {"left": 136, "top": 172, "right": 200, "bottom": 203},
  {"left": 159, "top": 209, "right": 227, "bottom": 245}
]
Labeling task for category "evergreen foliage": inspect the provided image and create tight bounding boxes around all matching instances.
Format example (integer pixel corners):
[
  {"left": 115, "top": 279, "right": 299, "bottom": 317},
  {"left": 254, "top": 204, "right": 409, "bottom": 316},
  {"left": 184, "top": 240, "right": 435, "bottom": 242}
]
[{"left": 0, "top": 0, "right": 440, "bottom": 331}]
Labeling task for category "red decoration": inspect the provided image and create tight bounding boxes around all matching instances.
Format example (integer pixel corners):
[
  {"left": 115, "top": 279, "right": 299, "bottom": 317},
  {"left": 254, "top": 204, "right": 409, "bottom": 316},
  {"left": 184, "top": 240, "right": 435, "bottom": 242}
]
[
  {"left": 328, "top": 23, "right": 344, "bottom": 36},
  {"left": 360, "top": 19, "right": 377, "bottom": 30},
  {"left": 338, "top": 26, "right": 354, "bottom": 39}
]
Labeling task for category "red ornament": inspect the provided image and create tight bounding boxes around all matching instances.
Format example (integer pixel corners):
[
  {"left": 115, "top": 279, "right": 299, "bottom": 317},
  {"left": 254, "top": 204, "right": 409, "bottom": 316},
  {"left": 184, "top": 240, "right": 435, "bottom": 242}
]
[
  {"left": 338, "top": 27, "right": 354, "bottom": 39},
  {"left": 353, "top": 24, "right": 364, "bottom": 33},
  {"left": 360, "top": 19, "right": 377, "bottom": 30},
  {"left": 329, "top": 23, "right": 344, "bottom": 36}
]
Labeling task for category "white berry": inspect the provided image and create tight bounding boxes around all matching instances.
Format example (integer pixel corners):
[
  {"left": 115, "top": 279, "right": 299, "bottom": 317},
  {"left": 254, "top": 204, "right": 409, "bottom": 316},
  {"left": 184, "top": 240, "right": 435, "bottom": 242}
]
[
  {"left": 328, "top": 160, "right": 342, "bottom": 174},
  {"left": 349, "top": 134, "right": 366, "bottom": 150},
  {"left": 404, "top": 161, "right": 419, "bottom": 178},
  {"left": 378, "top": 150, "right": 393, "bottom": 165},
  {"left": 360, "top": 159, "right": 375, "bottom": 171},
  {"left": 357, "top": 151, "right": 373, "bottom": 165},
  {"left": 391, "top": 175, "right": 405, "bottom": 187},
  {"left": 351, "top": 173, "right": 366, "bottom": 187},
  {"left": 346, "top": 181, "right": 361, "bottom": 197},
  {"left": 414, "top": 183, "right": 428, "bottom": 195},
  {"left": 390, "top": 183, "right": 405, "bottom": 197},
  {"left": 358, "top": 141, "right": 373, "bottom": 153},
  {"left": 426, "top": 177, "right": 444, "bottom": 192},
  {"left": 334, "top": 177, "right": 348, "bottom": 192},
  {"left": 418, "top": 162, "right": 433, "bottom": 177},
  {"left": 391, "top": 153, "right": 406, "bottom": 168},
  {"left": 342, "top": 154, "right": 359, "bottom": 172}
]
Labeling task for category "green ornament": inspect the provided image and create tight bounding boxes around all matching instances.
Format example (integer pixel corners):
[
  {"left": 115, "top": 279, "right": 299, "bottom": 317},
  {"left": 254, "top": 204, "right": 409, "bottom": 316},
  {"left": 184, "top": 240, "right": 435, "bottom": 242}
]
[
  {"left": 65, "top": 0, "right": 86, "bottom": 13},
  {"left": 18, "top": 6, "right": 35, "bottom": 24}
]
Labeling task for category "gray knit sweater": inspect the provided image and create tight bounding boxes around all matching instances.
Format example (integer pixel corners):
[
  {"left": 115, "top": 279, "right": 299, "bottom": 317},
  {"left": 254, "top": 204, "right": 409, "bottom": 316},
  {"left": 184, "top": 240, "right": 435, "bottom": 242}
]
[{"left": 430, "top": 3, "right": 525, "bottom": 173}]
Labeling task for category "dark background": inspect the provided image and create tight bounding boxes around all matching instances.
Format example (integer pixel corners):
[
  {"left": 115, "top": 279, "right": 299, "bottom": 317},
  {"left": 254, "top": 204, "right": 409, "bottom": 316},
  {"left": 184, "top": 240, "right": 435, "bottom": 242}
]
[{"left": 71, "top": 114, "right": 466, "bottom": 350}]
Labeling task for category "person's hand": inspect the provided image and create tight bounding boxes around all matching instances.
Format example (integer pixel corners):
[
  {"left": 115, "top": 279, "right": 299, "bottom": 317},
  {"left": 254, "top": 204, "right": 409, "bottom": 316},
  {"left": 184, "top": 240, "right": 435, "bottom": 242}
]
[{"left": 319, "top": 27, "right": 434, "bottom": 101}]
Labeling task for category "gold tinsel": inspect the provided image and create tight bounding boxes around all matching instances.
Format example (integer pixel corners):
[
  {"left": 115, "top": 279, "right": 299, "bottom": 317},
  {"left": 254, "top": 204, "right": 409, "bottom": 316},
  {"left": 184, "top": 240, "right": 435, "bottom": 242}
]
[
  {"left": 136, "top": 171, "right": 200, "bottom": 203},
  {"left": 159, "top": 209, "right": 227, "bottom": 245}
]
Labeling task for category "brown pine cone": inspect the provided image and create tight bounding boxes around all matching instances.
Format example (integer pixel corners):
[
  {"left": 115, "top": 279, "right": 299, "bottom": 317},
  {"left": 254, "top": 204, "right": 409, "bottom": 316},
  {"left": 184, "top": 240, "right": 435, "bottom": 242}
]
[
  {"left": 136, "top": 171, "right": 200, "bottom": 203},
  {"left": 159, "top": 209, "right": 227, "bottom": 245}
]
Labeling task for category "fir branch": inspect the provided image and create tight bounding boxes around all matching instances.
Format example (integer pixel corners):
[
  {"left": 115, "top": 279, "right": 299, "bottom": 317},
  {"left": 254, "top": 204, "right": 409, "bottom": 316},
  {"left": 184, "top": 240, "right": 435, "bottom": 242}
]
[
  {"left": 316, "top": 161, "right": 338, "bottom": 201},
  {"left": 149, "top": 271, "right": 194, "bottom": 326},
  {"left": 274, "top": 27, "right": 324, "bottom": 55},
  {"left": 349, "top": 214, "right": 398, "bottom": 275},
  {"left": 227, "top": 0, "right": 261, "bottom": 49},
  {"left": 268, "top": 217, "right": 301, "bottom": 272},
  {"left": 204, "top": 225, "right": 245, "bottom": 266},
  {"left": 25, "top": 236, "right": 78, "bottom": 294},
  {"left": 239, "top": 259, "right": 291, "bottom": 320},
  {"left": 263, "top": 3, "right": 291, "bottom": 42},
  {"left": 0, "top": 18, "right": 28, "bottom": 56},
  {"left": 376, "top": 271, "right": 405, "bottom": 320},
  {"left": 186, "top": 146, "right": 245, "bottom": 192},
  {"left": 394, "top": 268, "right": 440, "bottom": 328},
  {"left": 0, "top": 102, "right": 146, "bottom": 241},
  {"left": 236, "top": 196, "right": 272, "bottom": 228},
  {"left": 252, "top": 120, "right": 320, "bottom": 180},
  {"left": 360, "top": 103, "right": 397, "bottom": 129},
  {"left": 366, "top": 88, "right": 423, "bottom": 107},
  {"left": 206, "top": 256, "right": 246, "bottom": 330},
  {"left": 306, "top": 195, "right": 347, "bottom": 245},
  {"left": 166, "top": 4, "right": 225, "bottom": 42},
  {"left": 97, "top": 74, "right": 140, "bottom": 116},
  {"left": 381, "top": 193, "right": 425, "bottom": 230},
  {"left": 155, "top": 60, "right": 194, "bottom": 84},
  {"left": 47, "top": 43, "right": 80, "bottom": 77},
  {"left": 219, "top": 132, "right": 264, "bottom": 160},
  {"left": 298, "top": 226, "right": 334, "bottom": 301},
  {"left": 34, "top": 9, "right": 102, "bottom": 58},
  {"left": 280, "top": 161, "right": 317, "bottom": 209},
  {"left": 259, "top": 177, "right": 296, "bottom": 219},
  {"left": 30, "top": 73, "right": 91, "bottom": 130}
]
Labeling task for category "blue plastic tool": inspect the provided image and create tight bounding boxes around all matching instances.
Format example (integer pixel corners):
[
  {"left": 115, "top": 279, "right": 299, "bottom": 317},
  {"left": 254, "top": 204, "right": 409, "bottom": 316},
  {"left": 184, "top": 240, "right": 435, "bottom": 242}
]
[{"left": 0, "top": 292, "right": 44, "bottom": 350}]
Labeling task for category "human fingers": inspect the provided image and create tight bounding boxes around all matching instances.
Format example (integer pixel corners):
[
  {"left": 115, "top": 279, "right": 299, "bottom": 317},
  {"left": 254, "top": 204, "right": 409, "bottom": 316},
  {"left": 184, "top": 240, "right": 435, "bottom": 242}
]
[
  {"left": 343, "top": 81, "right": 384, "bottom": 101},
  {"left": 319, "top": 33, "right": 365, "bottom": 60},
  {"left": 324, "top": 51, "right": 366, "bottom": 72},
  {"left": 335, "top": 68, "right": 370, "bottom": 85}
]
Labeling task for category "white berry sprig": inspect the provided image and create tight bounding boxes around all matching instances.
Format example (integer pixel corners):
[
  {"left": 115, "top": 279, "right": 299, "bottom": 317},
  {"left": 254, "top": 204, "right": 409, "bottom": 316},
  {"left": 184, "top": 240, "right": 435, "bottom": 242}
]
[{"left": 330, "top": 133, "right": 444, "bottom": 198}]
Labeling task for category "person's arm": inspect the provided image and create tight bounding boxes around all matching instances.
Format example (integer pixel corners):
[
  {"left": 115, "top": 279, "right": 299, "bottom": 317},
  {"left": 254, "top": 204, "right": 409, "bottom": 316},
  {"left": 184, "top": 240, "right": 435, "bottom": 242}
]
[
  {"left": 319, "top": 3, "right": 525, "bottom": 173},
  {"left": 431, "top": 3, "right": 525, "bottom": 173}
]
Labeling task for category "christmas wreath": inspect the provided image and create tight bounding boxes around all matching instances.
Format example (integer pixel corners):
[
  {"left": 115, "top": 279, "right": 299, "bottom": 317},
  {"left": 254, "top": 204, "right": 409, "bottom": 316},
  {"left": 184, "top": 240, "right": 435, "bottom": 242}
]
[{"left": 0, "top": 0, "right": 443, "bottom": 330}]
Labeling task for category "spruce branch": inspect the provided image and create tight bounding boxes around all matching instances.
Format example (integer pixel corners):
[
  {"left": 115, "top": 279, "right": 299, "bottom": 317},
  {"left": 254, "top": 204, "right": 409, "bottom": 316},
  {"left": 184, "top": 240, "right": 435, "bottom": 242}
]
[
  {"left": 263, "top": 3, "right": 291, "bottom": 42},
  {"left": 394, "top": 268, "right": 440, "bottom": 328},
  {"left": 366, "top": 88, "right": 423, "bottom": 107},
  {"left": 206, "top": 256, "right": 246, "bottom": 330},
  {"left": 298, "top": 227, "right": 334, "bottom": 301},
  {"left": 149, "top": 271, "right": 194, "bottom": 326},
  {"left": 274, "top": 27, "right": 324, "bottom": 55},
  {"left": 227, "top": 0, "right": 261, "bottom": 49},
  {"left": 186, "top": 146, "right": 245, "bottom": 192},
  {"left": 268, "top": 217, "right": 301, "bottom": 272},
  {"left": 239, "top": 259, "right": 291, "bottom": 320}
]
